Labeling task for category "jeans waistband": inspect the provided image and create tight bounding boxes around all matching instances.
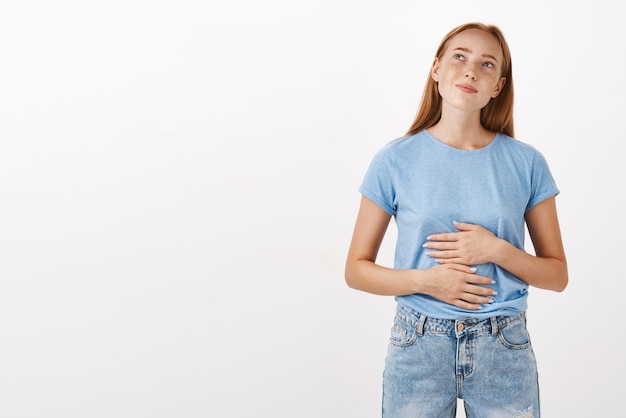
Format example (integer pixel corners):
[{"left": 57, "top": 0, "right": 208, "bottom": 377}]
[{"left": 395, "top": 303, "right": 526, "bottom": 337}]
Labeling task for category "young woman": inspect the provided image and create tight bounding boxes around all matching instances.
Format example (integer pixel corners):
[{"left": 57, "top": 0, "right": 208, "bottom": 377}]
[{"left": 345, "top": 22, "right": 567, "bottom": 417}]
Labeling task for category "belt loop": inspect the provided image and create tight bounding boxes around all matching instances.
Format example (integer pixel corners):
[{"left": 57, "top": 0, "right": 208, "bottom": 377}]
[
  {"left": 416, "top": 313, "right": 427, "bottom": 336},
  {"left": 490, "top": 316, "right": 499, "bottom": 336}
]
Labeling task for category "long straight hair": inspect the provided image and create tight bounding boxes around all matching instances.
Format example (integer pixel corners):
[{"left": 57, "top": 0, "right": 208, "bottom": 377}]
[{"left": 406, "top": 22, "right": 515, "bottom": 138}]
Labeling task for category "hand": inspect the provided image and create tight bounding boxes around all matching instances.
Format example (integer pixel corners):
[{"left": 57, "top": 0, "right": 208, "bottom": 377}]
[
  {"left": 424, "top": 263, "right": 496, "bottom": 310},
  {"left": 423, "top": 221, "right": 501, "bottom": 266}
]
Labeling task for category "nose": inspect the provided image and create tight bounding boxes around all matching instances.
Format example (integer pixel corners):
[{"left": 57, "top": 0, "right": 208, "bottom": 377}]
[
  {"left": 465, "top": 70, "right": 477, "bottom": 80},
  {"left": 465, "top": 64, "right": 478, "bottom": 80}
]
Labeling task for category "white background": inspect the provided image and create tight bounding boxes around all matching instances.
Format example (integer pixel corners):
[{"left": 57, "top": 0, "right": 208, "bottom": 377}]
[{"left": 1, "top": 1, "right": 623, "bottom": 417}]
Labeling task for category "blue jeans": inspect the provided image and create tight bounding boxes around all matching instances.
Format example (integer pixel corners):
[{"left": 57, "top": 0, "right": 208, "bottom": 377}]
[{"left": 382, "top": 304, "right": 539, "bottom": 418}]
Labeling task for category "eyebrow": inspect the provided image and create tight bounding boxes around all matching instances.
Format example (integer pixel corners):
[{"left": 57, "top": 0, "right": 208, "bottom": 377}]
[{"left": 453, "top": 47, "right": 499, "bottom": 63}]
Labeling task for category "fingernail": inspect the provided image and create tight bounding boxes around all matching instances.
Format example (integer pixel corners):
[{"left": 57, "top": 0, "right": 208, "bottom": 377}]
[
  {"left": 426, "top": 235, "right": 432, "bottom": 241},
  {"left": 489, "top": 298, "right": 495, "bottom": 304},
  {"left": 492, "top": 291, "right": 498, "bottom": 295},
  {"left": 422, "top": 243, "right": 429, "bottom": 248},
  {"left": 453, "top": 220, "right": 460, "bottom": 225},
  {"left": 470, "top": 267, "right": 477, "bottom": 272},
  {"left": 491, "top": 280, "right": 496, "bottom": 284},
  {"left": 476, "top": 305, "right": 483, "bottom": 310}
]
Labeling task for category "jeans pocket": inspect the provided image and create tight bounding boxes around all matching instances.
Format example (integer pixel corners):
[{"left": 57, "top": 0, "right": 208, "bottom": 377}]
[
  {"left": 389, "top": 319, "right": 417, "bottom": 347},
  {"left": 498, "top": 318, "right": 531, "bottom": 350}
]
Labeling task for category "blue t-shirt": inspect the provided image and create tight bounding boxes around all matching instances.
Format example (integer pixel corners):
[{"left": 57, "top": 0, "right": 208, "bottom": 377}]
[{"left": 359, "top": 130, "right": 559, "bottom": 319}]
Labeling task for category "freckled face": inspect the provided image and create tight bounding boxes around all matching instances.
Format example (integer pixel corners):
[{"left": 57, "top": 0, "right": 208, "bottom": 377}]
[{"left": 431, "top": 29, "right": 507, "bottom": 112}]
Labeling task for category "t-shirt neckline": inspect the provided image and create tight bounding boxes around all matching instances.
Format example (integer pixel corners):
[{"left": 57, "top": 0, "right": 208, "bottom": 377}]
[{"left": 422, "top": 130, "right": 501, "bottom": 154}]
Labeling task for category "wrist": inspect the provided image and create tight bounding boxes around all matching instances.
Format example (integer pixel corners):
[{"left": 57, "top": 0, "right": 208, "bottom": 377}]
[
  {"left": 409, "top": 268, "right": 428, "bottom": 295},
  {"left": 490, "top": 237, "right": 509, "bottom": 265}
]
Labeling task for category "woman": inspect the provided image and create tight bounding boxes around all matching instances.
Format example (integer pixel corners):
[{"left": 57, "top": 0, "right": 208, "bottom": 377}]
[{"left": 345, "top": 22, "right": 567, "bottom": 417}]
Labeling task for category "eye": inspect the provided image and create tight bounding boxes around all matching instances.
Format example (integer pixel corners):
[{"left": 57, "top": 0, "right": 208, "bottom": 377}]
[
  {"left": 453, "top": 53, "right": 465, "bottom": 61},
  {"left": 482, "top": 61, "right": 495, "bottom": 68}
]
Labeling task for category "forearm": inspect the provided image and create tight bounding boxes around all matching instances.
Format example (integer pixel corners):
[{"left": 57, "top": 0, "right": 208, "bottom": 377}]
[
  {"left": 491, "top": 238, "right": 568, "bottom": 292},
  {"left": 345, "top": 259, "right": 423, "bottom": 296},
  {"left": 345, "top": 257, "right": 497, "bottom": 310},
  {"left": 427, "top": 209, "right": 568, "bottom": 292}
]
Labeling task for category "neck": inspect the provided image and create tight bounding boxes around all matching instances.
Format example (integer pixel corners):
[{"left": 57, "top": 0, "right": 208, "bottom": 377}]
[{"left": 428, "top": 113, "right": 494, "bottom": 150}]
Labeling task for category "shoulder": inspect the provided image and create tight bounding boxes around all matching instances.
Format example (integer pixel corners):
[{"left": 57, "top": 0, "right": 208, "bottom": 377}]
[
  {"left": 495, "top": 133, "right": 546, "bottom": 160},
  {"left": 378, "top": 131, "right": 428, "bottom": 156}
]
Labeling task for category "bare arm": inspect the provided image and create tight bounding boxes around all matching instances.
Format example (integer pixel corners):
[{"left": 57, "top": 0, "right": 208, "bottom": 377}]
[
  {"left": 344, "top": 196, "right": 497, "bottom": 309},
  {"left": 424, "top": 196, "right": 568, "bottom": 292}
]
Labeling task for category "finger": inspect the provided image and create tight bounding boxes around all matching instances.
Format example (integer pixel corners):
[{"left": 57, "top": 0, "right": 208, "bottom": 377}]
[
  {"left": 452, "top": 221, "right": 477, "bottom": 231},
  {"left": 461, "top": 291, "right": 495, "bottom": 305},
  {"left": 435, "top": 263, "right": 476, "bottom": 273},
  {"left": 423, "top": 241, "right": 457, "bottom": 251},
  {"left": 467, "top": 283, "right": 497, "bottom": 297},
  {"left": 454, "top": 298, "right": 488, "bottom": 310},
  {"left": 430, "top": 256, "right": 464, "bottom": 265},
  {"left": 426, "top": 233, "right": 459, "bottom": 242},
  {"left": 426, "top": 251, "right": 458, "bottom": 264},
  {"left": 466, "top": 274, "right": 497, "bottom": 286}
]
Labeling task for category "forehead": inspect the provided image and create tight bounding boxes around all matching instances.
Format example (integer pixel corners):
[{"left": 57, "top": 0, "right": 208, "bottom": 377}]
[{"left": 444, "top": 29, "right": 503, "bottom": 60}]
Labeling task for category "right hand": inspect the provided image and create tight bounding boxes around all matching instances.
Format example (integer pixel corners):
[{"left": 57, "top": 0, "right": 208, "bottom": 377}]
[{"left": 422, "top": 264, "right": 496, "bottom": 310}]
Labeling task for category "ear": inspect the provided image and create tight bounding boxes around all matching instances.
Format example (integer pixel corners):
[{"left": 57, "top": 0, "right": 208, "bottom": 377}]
[
  {"left": 492, "top": 77, "right": 506, "bottom": 98},
  {"left": 430, "top": 57, "right": 440, "bottom": 82}
]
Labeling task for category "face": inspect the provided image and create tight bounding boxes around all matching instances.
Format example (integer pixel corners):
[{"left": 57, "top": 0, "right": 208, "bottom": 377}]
[{"left": 431, "top": 28, "right": 507, "bottom": 113}]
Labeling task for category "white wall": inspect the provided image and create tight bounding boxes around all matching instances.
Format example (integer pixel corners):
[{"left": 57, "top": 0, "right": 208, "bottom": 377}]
[{"left": 0, "top": 1, "right": 623, "bottom": 417}]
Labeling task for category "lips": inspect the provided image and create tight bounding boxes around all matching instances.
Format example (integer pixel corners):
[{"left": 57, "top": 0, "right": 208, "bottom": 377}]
[{"left": 456, "top": 84, "right": 477, "bottom": 93}]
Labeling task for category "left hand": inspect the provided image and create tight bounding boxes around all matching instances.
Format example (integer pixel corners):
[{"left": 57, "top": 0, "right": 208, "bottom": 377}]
[{"left": 423, "top": 221, "right": 501, "bottom": 266}]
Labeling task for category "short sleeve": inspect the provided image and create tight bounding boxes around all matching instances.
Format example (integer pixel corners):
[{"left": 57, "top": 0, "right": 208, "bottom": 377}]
[
  {"left": 526, "top": 150, "right": 560, "bottom": 213},
  {"left": 358, "top": 143, "right": 397, "bottom": 216}
]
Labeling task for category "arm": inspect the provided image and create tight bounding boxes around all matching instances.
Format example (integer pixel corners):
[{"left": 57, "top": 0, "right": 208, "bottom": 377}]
[
  {"left": 424, "top": 196, "right": 568, "bottom": 292},
  {"left": 345, "top": 196, "right": 497, "bottom": 309}
]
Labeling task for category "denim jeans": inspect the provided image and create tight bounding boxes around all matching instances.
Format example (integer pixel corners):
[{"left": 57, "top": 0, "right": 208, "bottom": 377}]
[{"left": 382, "top": 304, "right": 539, "bottom": 418}]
